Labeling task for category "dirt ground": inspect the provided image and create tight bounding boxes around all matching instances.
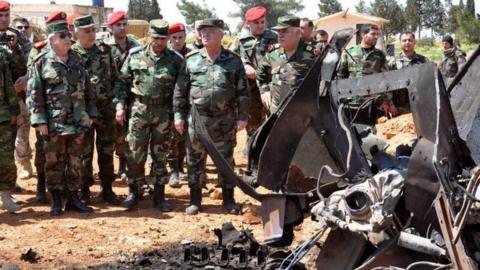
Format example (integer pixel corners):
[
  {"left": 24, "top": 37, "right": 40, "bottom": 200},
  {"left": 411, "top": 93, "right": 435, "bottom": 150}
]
[{"left": 0, "top": 128, "right": 319, "bottom": 269}]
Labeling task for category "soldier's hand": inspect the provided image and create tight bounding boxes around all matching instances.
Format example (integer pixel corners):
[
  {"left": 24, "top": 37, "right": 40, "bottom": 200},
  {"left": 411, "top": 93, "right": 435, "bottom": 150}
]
[
  {"left": 236, "top": 120, "right": 247, "bottom": 131},
  {"left": 14, "top": 76, "right": 28, "bottom": 93},
  {"left": 261, "top": 92, "right": 271, "bottom": 109},
  {"left": 175, "top": 120, "right": 185, "bottom": 135},
  {"left": 35, "top": 124, "right": 48, "bottom": 135},
  {"left": 245, "top": 64, "right": 256, "bottom": 80},
  {"left": 10, "top": 115, "right": 16, "bottom": 125},
  {"left": 116, "top": 109, "right": 126, "bottom": 125}
]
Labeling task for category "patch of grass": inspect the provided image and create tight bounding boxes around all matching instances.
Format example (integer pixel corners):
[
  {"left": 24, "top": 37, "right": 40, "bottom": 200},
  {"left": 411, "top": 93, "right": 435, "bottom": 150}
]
[{"left": 390, "top": 41, "right": 479, "bottom": 64}]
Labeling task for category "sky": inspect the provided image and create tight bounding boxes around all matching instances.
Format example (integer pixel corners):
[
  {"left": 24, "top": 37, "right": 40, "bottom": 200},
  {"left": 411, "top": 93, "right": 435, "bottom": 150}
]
[{"left": 11, "top": 0, "right": 473, "bottom": 29}]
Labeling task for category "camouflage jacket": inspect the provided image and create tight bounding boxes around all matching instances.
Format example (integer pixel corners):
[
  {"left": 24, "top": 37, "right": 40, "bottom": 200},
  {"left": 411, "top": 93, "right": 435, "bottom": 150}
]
[
  {"left": 104, "top": 35, "right": 140, "bottom": 71},
  {"left": 256, "top": 40, "right": 316, "bottom": 110},
  {"left": 27, "top": 41, "right": 49, "bottom": 67},
  {"left": 0, "top": 47, "right": 18, "bottom": 123},
  {"left": 230, "top": 28, "right": 277, "bottom": 68},
  {"left": 337, "top": 45, "right": 387, "bottom": 79},
  {"left": 439, "top": 46, "right": 467, "bottom": 78},
  {"left": 114, "top": 45, "right": 183, "bottom": 111},
  {"left": 27, "top": 49, "right": 98, "bottom": 136},
  {"left": 389, "top": 51, "right": 428, "bottom": 70},
  {"left": 174, "top": 47, "right": 250, "bottom": 121},
  {"left": 72, "top": 41, "right": 117, "bottom": 105},
  {"left": 188, "top": 41, "right": 203, "bottom": 51}
]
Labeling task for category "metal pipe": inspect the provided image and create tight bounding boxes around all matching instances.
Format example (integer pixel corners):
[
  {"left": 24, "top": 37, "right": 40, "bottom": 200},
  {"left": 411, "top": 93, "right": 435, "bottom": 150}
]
[{"left": 397, "top": 232, "right": 447, "bottom": 258}]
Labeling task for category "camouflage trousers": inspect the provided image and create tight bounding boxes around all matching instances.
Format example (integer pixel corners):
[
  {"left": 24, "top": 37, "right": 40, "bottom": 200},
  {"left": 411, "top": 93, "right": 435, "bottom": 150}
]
[
  {"left": 15, "top": 100, "right": 32, "bottom": 161},
  {"left": 34, "top": 131, "right": 46, "bottom": 175},
  {"left": 44, "top": 133, "right": 84, "bottom": 191},
  {"left": 126, "top": 99, "right": 172, "bottom": 186},
  {"left": 246, "top": 83, "right": 266, "bottom": 137},
  {"left": 115, "top": 120, "right": 128, "bottom": 158},
  {"left": 81, "top": 103, "right": 116, "bottom": 186},
  {"left": 0, "top": 122, "right": 17, "bottom": 191},
  {"left": 166, "top": 128, "right": 186, "bottom": 172},
  {"left": 187, "top": 112, "right": 236, "bottom": 190}
]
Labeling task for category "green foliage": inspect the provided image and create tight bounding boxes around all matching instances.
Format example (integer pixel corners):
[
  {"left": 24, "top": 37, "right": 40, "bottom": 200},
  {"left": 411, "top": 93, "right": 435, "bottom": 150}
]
[
  {"left": 422, "top": 0, "right": 446, "bottom": 35},
  {"left": 150, "top": 0, "right": 162, "bottom": 20},
  {"left": 404, "top": 0, "right": 422, "bottom": 33},
  {"left": 177, "top": 0, "right": 216, "bottom": 25},
  {"left": 317, "top": 0, "right": 342, "bottom": 17},
  {"left": 229, "top": 0, "right": 304, "bottom": 28},
  {"left": 355, "top": 0, "right": 369, "bottom": 13},
  {"left": 454, "top": 0, "right": 480, "bottom": 43},
  {"left": 369, "top": 0, "right": 407, "bottom": 39},
  {"left": 415, "top": 37, "right": 435, "bottom": 47},
  {"left": 127, "top": 0, "right": 163, "bottom": 21}
]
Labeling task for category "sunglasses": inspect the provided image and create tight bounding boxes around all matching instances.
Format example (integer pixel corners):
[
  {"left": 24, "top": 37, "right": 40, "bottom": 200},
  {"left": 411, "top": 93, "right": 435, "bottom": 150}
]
[
  {"left": 16, "top": 25, "right": 29, "bottom": 30},
  {"left": 58, "top": 32, "right": 72, "bottom": 39}
]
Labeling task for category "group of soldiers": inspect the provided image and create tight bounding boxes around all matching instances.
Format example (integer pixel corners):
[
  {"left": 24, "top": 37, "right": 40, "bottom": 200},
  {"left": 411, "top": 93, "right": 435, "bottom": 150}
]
[{"left": 0, "top": 2, "right": 468, "bottom": 216}]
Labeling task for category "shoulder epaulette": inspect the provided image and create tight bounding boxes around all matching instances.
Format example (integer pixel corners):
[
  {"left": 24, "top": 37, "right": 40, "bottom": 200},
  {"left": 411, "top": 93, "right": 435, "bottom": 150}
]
[
  {"left": 169, "top": 48, "right": 184, "bottom": 60},
  {"left": 129, "top": 46, "right": 143, "bottom": 55},
  {"left": 185, "top": 50, "right": 199, "bottom": 59},
  {"left": 305, "top": 45, "right": 315, "bottom": 53},
  {"left": 32, "top": 51, "right": 48, "bottom": 64},
  {"left": 33, "top": 40, "right": 47, "bottom": 49}
]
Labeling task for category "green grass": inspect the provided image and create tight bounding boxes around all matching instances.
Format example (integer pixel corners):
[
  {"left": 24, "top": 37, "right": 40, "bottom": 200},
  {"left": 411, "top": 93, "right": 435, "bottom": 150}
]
[{"left": 392, "top": 41, "right": 479, "bottom": 63}]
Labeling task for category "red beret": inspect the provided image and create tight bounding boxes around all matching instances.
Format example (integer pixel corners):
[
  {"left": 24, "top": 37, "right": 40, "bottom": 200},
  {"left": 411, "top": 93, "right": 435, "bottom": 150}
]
[
  {"left": 67, "top": 13, "right": 82, "bottom": 26},
  {"left": 108, "top": 11, "right": 127, "bottom": 26},
  {"left": 45, "top": 11, "right": 67, "bottom": 25},
  {"left": 169, "top": 23, "right": 185, "bottom": 34},
  {"left": 0, "top": 1, "right": 10, "bottom": 12},
  {"left": 245, "top": 6, "right": 266, "bottom": 21}
]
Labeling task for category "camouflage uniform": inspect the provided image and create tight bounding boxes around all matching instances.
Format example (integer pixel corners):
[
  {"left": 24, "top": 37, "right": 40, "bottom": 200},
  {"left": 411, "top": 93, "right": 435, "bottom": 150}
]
[
  {"left": 0, "top": 47, "right": 19, "bottom": 191},
  {"left": 114, "top": 44, "right": 183, "bottom": 187},
  {"left": 439, "top": 46, "right": 467, "bottom": 78},
  {"left": 231, "top": 28, "right": 276, "bottom": 135},
  {"left": 27, "top": 48, "right": 98, "bottom": 192},
  {"left": 256, "top": 40, "right": 316, "bottom": 113},
  {"left": 174, "top": 47, "right": 249, "bottom": 190},
  {"left": 72, "top": 40, "right": 117, "bottom": 190},
  {"left": 389, "top": 51, "right": 428, "bottom": 70}
]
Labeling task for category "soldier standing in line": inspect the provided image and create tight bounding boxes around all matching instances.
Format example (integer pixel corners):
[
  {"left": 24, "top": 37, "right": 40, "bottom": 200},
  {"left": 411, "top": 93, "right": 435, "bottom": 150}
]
[
  {"left": 256, "top": 16, "right": 317, "bottom": 114},
  {"left": 174, "top": 19, "right": 250, "bottom": 215},
  {"left": 104, "top": 11, "right": 140, "bottom": 182},
  {"left": 300, "top": 18, "right": 317, "bottom": 46},
  {"left": 115, "top": 20, "right": 183, "bottom": 211},
  {"left": 439, "top": 35, "right": 467, "bottom": 79},
  {"left": 72, "top": 15, "right": 120, "bottom": 205},
  {"left": 27, "top": 22, "right": 98, "bottom": 216},
  {"left": 189, "top": 20, "right": 204, "bottom": 51},
  {"left": 230, "top": 6, "right": 276, "bottom": 151}
]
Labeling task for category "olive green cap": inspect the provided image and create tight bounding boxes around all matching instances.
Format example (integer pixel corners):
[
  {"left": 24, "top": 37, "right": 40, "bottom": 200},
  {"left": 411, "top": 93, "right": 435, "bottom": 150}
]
[
  {"left": 194, "top": 19, "right": 203, "bottom": 30},
  {"left": 197, "top": 18, "right": 224, "bottom": 30},
  {"left": 149, "top": 19, "right": 169, "bottom": 37},
  {"left": 272, "top": 15, "right": 300, "bottom": 30},
  {"left": 47, "top": 22, "right": 69, "bottom": 34},
  {"left": 73, "top": 15, "right": 95, "bottom": 28}
]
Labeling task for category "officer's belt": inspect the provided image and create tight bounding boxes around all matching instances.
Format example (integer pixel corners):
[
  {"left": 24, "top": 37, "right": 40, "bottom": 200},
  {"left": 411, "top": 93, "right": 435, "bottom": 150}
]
[{"left": 133, "top": 94, "right": 165, "bottom": 105}]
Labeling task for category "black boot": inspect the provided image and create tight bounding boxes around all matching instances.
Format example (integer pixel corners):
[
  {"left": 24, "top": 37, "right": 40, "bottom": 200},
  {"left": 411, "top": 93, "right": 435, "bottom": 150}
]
[
  {"left": 222, "top": 188, "right": 240, "bottom": 214},
  {"left": 36, "top": 173, "right": 47, "bottom": 203},
  {"left": 118, "top": 157, "right": 127, "bottom": 180},
  {"left": 99, "top": 181, "right": 120, "bottom": 205},
  {"left": 153, "top": 184, "right": 172, "bottom": 211},
  {"left": 50, "top": 190, "right": 62, "bottom": 216},
  {"left": 185, "top": 188, "right": 202, "bottom": 215},
  {"left": 122, "top": 184, "right": 139, "bottom": 210},
  {"left": 65, "top": 191, "right": 93, "bottom": 213},
  {"left": 80, "top": 184, "right": 91, "bottom": 205}
]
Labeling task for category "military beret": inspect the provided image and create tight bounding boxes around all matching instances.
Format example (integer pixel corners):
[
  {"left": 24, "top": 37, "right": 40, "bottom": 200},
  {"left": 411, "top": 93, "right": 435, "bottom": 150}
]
[
  {"left": 108, "top": 11, "right": 127, "bottom": 26},
  {"left": 272, "top": 15, "right": 300, "bottom": 30},
  {"left": 245, "top": 6, "right": 266, "bottom": 21},
  {"left": 47, "top": 22, "right": 69, "bottom": 35},
  {"left": 169, "top": 22, "right": 185, "bottom": 34},
  {"left": 0, "top": 1, "right": 9, "bottom": 11},
  {"left": 73, "top": 15, "right": 95, "bottom": 29},
  {"left": 46, "top": 11, "right": 67, "bottom": 25},
  {"left": 67, "top": 13, "right": 82, "bottom": 27},
  {"left": 149, "top": 19, "right": 169, "bottom": 37},
  {"left": 197, "top": 18, "right": 224, "bottom": 30}
]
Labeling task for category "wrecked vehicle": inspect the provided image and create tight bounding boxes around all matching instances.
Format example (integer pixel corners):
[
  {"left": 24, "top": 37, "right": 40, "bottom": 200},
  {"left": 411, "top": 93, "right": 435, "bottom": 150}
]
[{"left": 191, "top": 27, "right": 480, "bottom": 269}]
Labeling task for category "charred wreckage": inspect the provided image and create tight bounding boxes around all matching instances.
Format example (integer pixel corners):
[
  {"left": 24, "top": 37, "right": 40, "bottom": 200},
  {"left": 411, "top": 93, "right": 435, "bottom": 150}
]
[{"left": 190, "top": 28, "right": 480, "bottom": 269}]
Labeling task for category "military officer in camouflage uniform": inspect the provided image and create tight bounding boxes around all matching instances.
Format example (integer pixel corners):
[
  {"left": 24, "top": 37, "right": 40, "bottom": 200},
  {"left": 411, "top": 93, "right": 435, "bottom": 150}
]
[
  {"left": 389, "top": 31, "right": 428, "bottom": 70},
  {"left": 72, "top": 15, "right": 120, "bottom": 205},
  {"left": 174, "top": 19, "right": 250, "bottom": 215},
  {"left": 0, "top": 44, "right": 21, "bottom": 213},
  {"left": 439, "top": 35, "right": 466, "bottom": 79},
  {"left": 27, "top": 22, "right": 98, "bottom": 216},
  {"left": 105, "top": 11, "right": 140, "bottom": 182},
  {"left": 169, "top": 23, "right": 191, "bottom": 57},
  {"left": 230, "top": 6, "right": 276, "bottom": 148},
  {"left": 256, "top": 16, "right": 316, "bottom": 114},
  {"left": 337, "top": 24, "right": 396, "bottom": 117},
  {"left": 189, "top": 20, "right": 204, "bottom": 51},
  {"left": 300, "top": 18, "right": 317, "bottom": 46},
  {"left": 115, "top": 20, "right": 183, "bottom": 211}
]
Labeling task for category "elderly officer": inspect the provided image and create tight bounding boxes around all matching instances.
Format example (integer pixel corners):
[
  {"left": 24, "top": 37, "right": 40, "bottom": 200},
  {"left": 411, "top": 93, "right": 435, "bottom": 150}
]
[
  {"left": 72, "top": 15, "right": 119, "bottom": 205},
  {"left": 174, "top": 18, "right": 250, "bottom": 215},
  {"left": 256, "top": 15, "right": 317, "bottom": 114},
  {"left": 27, "top": 21, "right": 98, "bottom": 216},
  {"left": 114, "top": 20, "right": 183, "bottom": 211}
]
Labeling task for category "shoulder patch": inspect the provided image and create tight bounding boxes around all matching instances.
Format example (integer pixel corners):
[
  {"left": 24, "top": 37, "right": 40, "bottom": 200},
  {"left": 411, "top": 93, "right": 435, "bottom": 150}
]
[
  {"left": 129, "top": 46, "right": 143, "bottom": 55},
  {"left": 305, "top": 45, "right": 314, "bottom": 52},
  {"left": 33, "top": 40, "right": 47, "bottom": 49},
  {"left": 185, "top": 50, "right": 199, "bottom": 59}
]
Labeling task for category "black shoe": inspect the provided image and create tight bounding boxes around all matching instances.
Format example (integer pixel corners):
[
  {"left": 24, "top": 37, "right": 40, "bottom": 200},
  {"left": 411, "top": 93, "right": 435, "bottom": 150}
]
[
  {"left": 153, "top": 184, "right": 172, "bottom": 212},
  {"left": 80, "top": 185, "right": 91, "bottom": 205},
  {"left": 122, "top": 184, "right": 139, "bottom": 210},
  {"left": 50, "top": 190, "right": 62, "bottom": 216},
  {"left": 222, "top": 188, "right": 240, "bottom": 214},
  {"left": 185, "top": 188, "right": 202, "bottom": 215},
  {"left": 99, "top": 183, "right": 120, "bottom": 205},
  {"left": 65, "top": 191, "right": 93, "bottom": 213},
  {"left": 36, "top": 173, "right": 48, "bottom": 204}
]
